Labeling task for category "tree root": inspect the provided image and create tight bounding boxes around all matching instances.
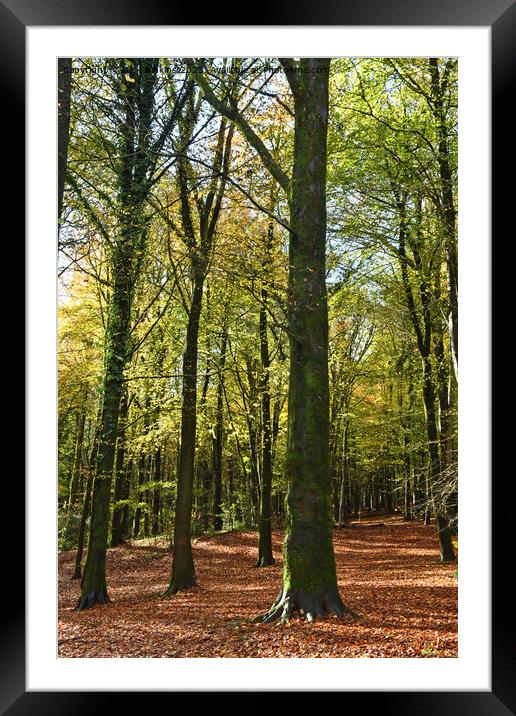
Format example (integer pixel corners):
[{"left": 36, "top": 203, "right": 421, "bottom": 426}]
[
  {"left": 253, "top": 587, "right": 358, "bottom": 624},
  {"left": 163, "top": 577, "right": 198, "bottom": 596},
  {"left": 75, "top": 588, "right": 111, "bottom": 611},
  {"left": 255, "top": 556, "right": 276, "bottom": 568}
]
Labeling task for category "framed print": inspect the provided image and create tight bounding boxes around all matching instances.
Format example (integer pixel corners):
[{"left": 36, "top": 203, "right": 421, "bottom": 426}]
[{"left": 6, "top": 0, "right": 510, "bottom": 710}]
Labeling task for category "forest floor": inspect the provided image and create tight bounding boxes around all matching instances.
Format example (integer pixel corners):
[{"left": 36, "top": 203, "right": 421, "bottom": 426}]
[{"left": 58, "top": 514, "right": 458, "bottom": 658}]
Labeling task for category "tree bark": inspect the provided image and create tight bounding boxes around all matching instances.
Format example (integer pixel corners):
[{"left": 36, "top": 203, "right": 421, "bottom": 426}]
[
  {"left": 395, "top": 192, "right": 456, "bottom": 563},
  {"left": 257, "top": 245, "right": 275, "bottom": 566},
  {"left": 429, "top": 58, "right": 458, "bottom": 380},
  {"left": 165, "top": 272, "right": 204, "bottom": 594},
  {"left": 76, "top": 59, "right": 160, "bottom": 609},
  {"left": 164, "top": 106, "right": 233, "bottom": 595},
  {"left": 337, "top": 407, "right": 350, "bottom": 527},
  {"left": 111, "top": 388, "right": 129, "bottom": 547},
  {"left": 191, "top": 58, "right": 350, "bottom": 621},
  {"left": 68, "top": 407, "right": 86, "bottom": 509},
  {"left": 258, "top": 60, "right": 348, "bottom": 621},
  {"left": 212, "top": 326, "right": 228, "bottom": 532},
  {"left": 58, "top": 58, "right": 72, "bottom": 223},
  {"left": 151, "top": 447, "right": 162, "bottom": 536},
  {"left": 72, "top": 411, "right": 101, "bottom": 580}
]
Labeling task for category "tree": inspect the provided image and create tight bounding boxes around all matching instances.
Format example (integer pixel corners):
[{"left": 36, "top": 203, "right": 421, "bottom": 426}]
[
  {"left": 189, "top": 58, "right": 351, "bottom": 621},
  {"left": 75, "top": 59, "right": 187, "bottom": 608},
  {"left": 159, "top": 80, "right": 235, "bottom": 594}
]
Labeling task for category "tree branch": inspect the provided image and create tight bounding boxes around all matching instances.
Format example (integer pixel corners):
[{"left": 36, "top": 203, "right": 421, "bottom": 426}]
[{"left": 184, "top": 59, "right": 290, "bottom": 196}]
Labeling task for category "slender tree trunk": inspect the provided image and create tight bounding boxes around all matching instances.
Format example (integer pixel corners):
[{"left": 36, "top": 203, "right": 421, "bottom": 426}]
[
  {"left": 72, "top": 413, "right": 101, "bottom": 580},
  {"left": 257, "top": 267, "right": 275, "bottom": 566},
  {"left": 120, "top": 458, "right": 132, "bottom": 540},
  {"left": 242, "top": 356, "right": 262, "bottom": 513},
  {"left": 165, "top": 272, "right": 204, "bottom": 594},
  {"left": 213, "top": 327, "right": 227, "bottom": 532},
  {"left": 152, "top": 447, "right": 162, "bottom": 536},
  {"left": 111, "top": 388, "right": 129, "bottom": 547},
  {"left": 163, "top": 109, "right": 233, "bottom": 594},
  {"left": 133, "top": 451, "right": 147, "bottom": 539},
  {"left": 422, "top": 357, "right": 455, "bottom": 561},
  {"left": 337, "top": 408, "right": 350, "bottom": 526},
  {"left": 68, "top": 408, "right": 86, "bottom": 510},
  {"left": 72, "top": 469, "right": 93, "bottom": 580},
  {"left": 396, "top": 191, "right": 455, "bottom": 563},
  {"left": 429, "top": 58, "right": 458, "bottom": 380}
]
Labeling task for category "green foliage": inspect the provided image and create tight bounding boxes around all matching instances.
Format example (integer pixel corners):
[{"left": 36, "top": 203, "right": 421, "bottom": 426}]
[{"left": 59, "top": 56, "right": 458, "bottom": 559}]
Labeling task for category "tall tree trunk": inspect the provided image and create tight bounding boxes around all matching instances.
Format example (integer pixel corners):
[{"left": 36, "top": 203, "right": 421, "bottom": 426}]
[
  {"left": 72, "top": 469, "right": 93, "bottom": 581},
  {"left": 257, "top": 263, "right": 275, "bottom": 566},
  {"left": 76, "top": 59, "right": 160, "bottom": 609},
  {"left": 429, "top": 58, "right": 458, "bottom": 380},
  {"left": 57, "top": 58, "right": 72, "bottom": 223},
  {"left": 337, "top": 407, "right": 350, "bottom": 527},
  {"left": 68, "top": 408, "right": 86, "bottom": 510},
  {"left": 133, "top": 451, "right": 147, "bottom": 539},
  {"left": 259, "top": 60, "right": 348, "bottom": 622},
  {"left": 163, "top": 107, "right": 233, "bottom": 594},
  {"left": 72, "top": 412, "right": 101, "bottom": 580},
  {"left": 241, "top": 355, "right": 261, "bottom": 513},
  {"left": 165, "top": 272, "right": 204, "bottom": 594},
  {"left": 190, "top": 58, "right": 349, "bottom": 620},
  {"left": 152, "top": 447, "right": 162, "bottom": 536},
  {"left": 77, "top": 267, "right": 131, "bottom": 607},
  {"left": 212, "top": 327, "right": 227, "bottom": 532},
  {"left": 422, "top": 358, "right": 455, "bottom": 561},
  {"left": 396, "top": 191, "right": 455, "bottom": 563},
  {"left": 111, "top": 388, "right": 129, "bottom": 547}
]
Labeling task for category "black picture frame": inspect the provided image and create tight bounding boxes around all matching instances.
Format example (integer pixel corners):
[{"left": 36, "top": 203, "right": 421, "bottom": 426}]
[{"left": 7, "top": 0, "right": 509, "bottom": 710}]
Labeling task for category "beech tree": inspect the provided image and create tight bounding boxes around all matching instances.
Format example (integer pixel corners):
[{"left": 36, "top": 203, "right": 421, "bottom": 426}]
[
  {"left": 188, "top": 58, "right": 351, "bottom": 621},
  {"left": 153, "top": 78, "right": 235, "bottom": 594},
  {"left": 73, "top": 59, "right": 189, "bottom": 608}
]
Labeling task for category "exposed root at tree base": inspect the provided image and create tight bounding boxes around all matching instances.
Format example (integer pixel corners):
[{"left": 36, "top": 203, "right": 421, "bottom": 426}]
[
  {"left": 255, "top": 557, "right": 276, "bottom": 568},
  {"left": 163, "top": 578, "right": 198, "bottom": 597},
  {"left": 75, "top": 588, "right": 111, "bottom": 611},
  {"left": 253, "top": 587, "right": 358, "bottom": 624}
]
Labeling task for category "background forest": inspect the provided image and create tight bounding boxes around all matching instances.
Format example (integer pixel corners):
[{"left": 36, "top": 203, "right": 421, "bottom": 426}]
[{"left": 58, "top": 57, "right": 458, "bottom": 656}]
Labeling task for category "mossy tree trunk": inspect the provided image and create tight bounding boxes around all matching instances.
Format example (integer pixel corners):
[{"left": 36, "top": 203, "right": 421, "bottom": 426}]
[
  {"left": 260, "top": 59, "right": 347, "bottom": 621},
  {"left": 429, "top": 58, "right": 458, "bottom": 380},
  {"left": 78, "top": 253, "right": 133, "bottom": 607},
  {"left": 191, "top": 58, "right": 350, "bottom": 621},
  {"left": 76, "top": 59, "right": 160, "bottom": 610}
]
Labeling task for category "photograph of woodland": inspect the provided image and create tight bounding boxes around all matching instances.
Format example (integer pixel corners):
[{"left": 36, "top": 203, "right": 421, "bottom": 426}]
[{"left": 58, "top": 57, "right": 458, "bottom": 658}]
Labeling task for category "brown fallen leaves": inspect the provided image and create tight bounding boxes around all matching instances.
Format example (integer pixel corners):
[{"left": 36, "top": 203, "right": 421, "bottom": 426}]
[{"left": 58, "top": 515, "right": 457, "bottom": 658}]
